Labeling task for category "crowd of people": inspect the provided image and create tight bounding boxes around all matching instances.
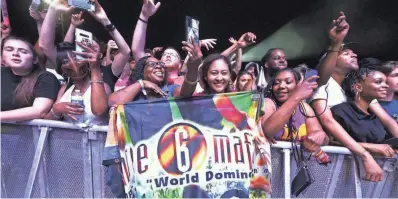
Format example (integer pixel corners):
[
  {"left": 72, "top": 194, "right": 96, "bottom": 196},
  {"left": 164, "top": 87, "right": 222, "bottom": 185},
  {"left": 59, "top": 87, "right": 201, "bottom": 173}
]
[{"left": 1, "top": 0, "right": 398, "bottom": 189}]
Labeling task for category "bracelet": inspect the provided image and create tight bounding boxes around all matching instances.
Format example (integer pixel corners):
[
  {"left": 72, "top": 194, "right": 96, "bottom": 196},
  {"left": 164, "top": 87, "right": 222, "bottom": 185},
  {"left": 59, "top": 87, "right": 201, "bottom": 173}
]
[
  {"left": 90, "top": 80, "right": 104, "bottom": 84},
  {"left": 184, "top": 76, "right": 198, "bottom": 86},
  {"left": 105, "top": 24, "right": 116, "bottom": 32},
  {"left": 51, "top": 108, "right": 63, "bottom": 119},
  {"left": 139, "top": 17, "right": 148, "bottom": 24},
  {"left": 327, "top": 45, "right": 343, "bottom": 52},
  {"left": 138, "top": 79, "right": 147, "bottom": 96}
]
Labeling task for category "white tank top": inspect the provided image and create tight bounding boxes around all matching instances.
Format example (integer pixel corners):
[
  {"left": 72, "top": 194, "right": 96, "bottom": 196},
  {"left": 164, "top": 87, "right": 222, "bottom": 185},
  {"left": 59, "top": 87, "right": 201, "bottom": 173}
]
[{"left": 59, "top": 84, "right": 106, "bottom": 125}]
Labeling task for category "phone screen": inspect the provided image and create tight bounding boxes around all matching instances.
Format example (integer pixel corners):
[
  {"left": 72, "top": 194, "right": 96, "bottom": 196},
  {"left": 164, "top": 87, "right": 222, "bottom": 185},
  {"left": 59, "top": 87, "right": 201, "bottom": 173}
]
[
  {"left": 304, "top": 69, "right": 318, "bottom": 82},
  {"left": 68, "top": 0, "right": 95, "bottom": 11},
  {"left": 75, "top": 28, "right": 93, "bottom": 60},
  {"left": 185, "top": 16, "right": 199, "bottom": 45}
]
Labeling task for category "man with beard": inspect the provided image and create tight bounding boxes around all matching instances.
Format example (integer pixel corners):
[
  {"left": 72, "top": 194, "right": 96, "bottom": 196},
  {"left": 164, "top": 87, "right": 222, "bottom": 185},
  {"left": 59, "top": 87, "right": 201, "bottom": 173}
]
[
  {"left": 259, "top": 48, "right": 288, "bottom": 88},
  {"left": 310, "top": 11, "right": 398, "bottom": 182}
]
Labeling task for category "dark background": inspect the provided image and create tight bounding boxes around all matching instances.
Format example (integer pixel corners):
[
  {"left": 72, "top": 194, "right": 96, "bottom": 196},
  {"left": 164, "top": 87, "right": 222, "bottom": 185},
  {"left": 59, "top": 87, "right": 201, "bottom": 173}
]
[{"left": 4, "top": 0, "right": 398, "bottom": 67}]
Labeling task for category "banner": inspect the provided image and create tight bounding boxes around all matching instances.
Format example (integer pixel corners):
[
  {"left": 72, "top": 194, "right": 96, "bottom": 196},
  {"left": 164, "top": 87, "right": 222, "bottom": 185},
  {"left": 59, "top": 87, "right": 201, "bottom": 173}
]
[{"left": 104, "top": 92, "right": 272, "bottom": 198}]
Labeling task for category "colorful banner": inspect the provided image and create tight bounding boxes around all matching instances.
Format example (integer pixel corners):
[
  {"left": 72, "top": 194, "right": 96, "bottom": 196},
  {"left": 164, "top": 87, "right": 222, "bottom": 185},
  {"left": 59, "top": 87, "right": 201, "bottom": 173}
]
[{"left": 105, "top": 92, "right": 272, "bottom": 198}]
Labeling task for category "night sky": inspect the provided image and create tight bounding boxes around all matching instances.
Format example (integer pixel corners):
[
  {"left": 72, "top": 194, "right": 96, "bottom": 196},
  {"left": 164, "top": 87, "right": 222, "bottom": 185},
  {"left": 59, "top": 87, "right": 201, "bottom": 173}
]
[{"left": 4, "top": 0, "right": 398, "bottom": 66}]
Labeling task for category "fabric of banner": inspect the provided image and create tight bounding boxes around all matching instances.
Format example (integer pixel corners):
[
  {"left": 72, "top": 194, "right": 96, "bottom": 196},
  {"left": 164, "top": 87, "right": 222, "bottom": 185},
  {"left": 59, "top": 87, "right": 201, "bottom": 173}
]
[{"left": 104, "top": 92, "right": 272, "bottom": 198}]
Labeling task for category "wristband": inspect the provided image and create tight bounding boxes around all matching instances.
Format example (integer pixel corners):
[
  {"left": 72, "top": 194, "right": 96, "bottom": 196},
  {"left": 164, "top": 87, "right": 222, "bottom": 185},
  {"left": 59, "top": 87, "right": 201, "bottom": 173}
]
[
  {"left": 90, "top": 80, "right": 104, "bottom": 84},
  {"left": 139, "top": 17, "right": 148, "bottom": 24},
  {"left": 184, "top": 76, "right": 198, "bottom": 86},
  {"left": 138, "top": 79, "right": 147, "bottom": 96},
  {"left": 105, "top": 24, "right": 116, "bottom": 32}
]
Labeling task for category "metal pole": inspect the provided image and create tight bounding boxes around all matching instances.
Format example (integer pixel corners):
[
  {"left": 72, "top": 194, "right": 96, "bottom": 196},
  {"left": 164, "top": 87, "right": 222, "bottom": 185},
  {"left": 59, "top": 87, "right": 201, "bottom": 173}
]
[
  {"left": 283, "top": 148, "right": 291, "bottom": 199},
  {"left": 326, "top": 154, "right": 345, "bottom": 198},
  {"left": 24, "top": 126, "right": 49, "bottom": 198}
]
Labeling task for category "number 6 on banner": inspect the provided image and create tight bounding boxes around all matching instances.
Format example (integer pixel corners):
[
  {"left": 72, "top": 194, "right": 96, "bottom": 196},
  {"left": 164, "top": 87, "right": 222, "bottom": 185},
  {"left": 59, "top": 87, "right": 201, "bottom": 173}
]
[{"left": 175, "top": 127, "right": 191, "bottom": 173}]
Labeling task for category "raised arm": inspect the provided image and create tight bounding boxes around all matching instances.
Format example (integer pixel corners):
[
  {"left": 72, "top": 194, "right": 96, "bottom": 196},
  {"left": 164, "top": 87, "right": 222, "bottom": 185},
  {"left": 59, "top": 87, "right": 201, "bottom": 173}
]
[
  {"left": 317, "top": 11, "right": 349, "bottom": 86},
  {"left": 89, "top": 1, "right": 131, "bottom": 76},
  {"left": 132, "top": 0, "right": 161, "bottom": 62},
  {"left": 64, "top": 11, "right": 84, "bottom": 43},
  {"left": 30, "top": 8, "right": 48, "bottom": 66},
  {"left": 174, "top": 39, "right": 203, "bottom": 97},
  {"left": 221, "top": 32, "right": 256, "bottom": 57},
  {"left": 40, "top": 0, "right": 74, "bottom": 68}
]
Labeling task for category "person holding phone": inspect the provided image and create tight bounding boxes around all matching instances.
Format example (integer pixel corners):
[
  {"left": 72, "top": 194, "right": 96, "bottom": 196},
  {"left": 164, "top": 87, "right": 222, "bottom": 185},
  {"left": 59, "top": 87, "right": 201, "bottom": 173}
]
[{"left": 261, "top": 68, "right": 328, "bottom": 151}]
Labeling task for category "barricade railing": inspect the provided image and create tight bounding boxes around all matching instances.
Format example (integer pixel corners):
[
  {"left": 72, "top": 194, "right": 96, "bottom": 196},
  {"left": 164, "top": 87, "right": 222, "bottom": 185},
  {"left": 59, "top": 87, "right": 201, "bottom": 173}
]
[{"left": 1, "top": 119, "right": 397, "bottom": 198}]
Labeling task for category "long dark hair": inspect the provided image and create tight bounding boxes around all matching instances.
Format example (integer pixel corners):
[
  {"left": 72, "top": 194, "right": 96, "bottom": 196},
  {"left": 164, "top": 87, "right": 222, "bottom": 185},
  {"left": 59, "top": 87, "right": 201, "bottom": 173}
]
[
  {"left": 263, "top": 68, "right": 302, "bottom": 104},
  {"left": 235, "top": 71, "right": 254, "bottom": 91},
  {"left": 2, "top": 36, "right": 44, "bottom": 106},
  {"left": 200, "top": 53, "right": 233, "bottom": 94}
]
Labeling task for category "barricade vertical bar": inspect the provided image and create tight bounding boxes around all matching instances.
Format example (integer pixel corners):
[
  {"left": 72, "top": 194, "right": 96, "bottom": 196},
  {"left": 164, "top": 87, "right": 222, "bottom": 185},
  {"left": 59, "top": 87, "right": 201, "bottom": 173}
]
[
  {"left": 326, "top": 154, "right": 345, "bottom": 198},
  {"left": 283, "top": 149, "right": 291, "bottom": 199},
  {"left": 352, "top": 157, "right": 362, "bottom": 199},
  {"left": 82, "top": 131, "right": 94, "bottom": 198},
  {"left": 1, "top": 166, "right": 8, "bottom": 198},
  {"left": 89, "top": 130, "right": 103, "bottom": 198},
  {"left": 24, "top": 126, "right": 49, "bottom": 198},
  {"left": 372, "top": 159, "right": 395, "bottom": 198},
  {"left": 32, "top": 127, "right": 49, "bottom": 198}
]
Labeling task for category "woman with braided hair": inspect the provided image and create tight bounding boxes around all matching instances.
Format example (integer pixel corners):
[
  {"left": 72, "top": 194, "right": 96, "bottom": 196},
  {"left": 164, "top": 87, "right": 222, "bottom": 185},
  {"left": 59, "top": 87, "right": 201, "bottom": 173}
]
[{"left": 331, "top": 66, "right": 397, "bottom": 157}]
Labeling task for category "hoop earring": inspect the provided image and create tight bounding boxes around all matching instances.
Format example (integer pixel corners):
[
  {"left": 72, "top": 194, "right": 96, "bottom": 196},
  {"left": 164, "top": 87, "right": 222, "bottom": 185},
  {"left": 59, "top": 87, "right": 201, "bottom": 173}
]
[{"left": 356, "top": 91, "right": 361, "bottom": 101}]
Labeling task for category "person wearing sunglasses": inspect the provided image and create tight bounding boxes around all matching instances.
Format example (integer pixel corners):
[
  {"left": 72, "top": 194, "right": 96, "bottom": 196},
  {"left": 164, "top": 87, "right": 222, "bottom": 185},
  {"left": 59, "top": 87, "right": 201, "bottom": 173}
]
[{"left": 108, "top": 41, "right": 201, "bottom": 104}]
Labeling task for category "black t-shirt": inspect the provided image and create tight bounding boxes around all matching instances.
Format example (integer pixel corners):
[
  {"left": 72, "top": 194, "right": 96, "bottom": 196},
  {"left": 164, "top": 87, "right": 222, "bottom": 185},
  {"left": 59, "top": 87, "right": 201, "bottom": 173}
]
[
  {"left": 331, "top": 101, "right": 389, "bottom": 143},
  {"left": 1, "top": 67, "right": 60, "bottom": 111},
  {"left": 101, "top": 64, "right": 119, "bottom": 92}
]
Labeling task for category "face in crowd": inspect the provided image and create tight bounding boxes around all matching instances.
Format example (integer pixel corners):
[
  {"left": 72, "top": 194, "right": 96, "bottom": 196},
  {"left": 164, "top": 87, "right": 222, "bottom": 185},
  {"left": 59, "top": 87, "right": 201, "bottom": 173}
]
[
  {"left": 246, "top": 65, "right": 256, "bottom": 76},
  {"left": 2, "top": 38, "right": 38, "bottom": 74},
  {"left": 144, "top": 57, "right": 166, "bottom": 85},
  {"left": 202, "top": 54, "right": 232, "bottom": 94},
  {"left": 336, "top": 49, "right": 359, "bottom": 74},
  {"left": 353, "top": 70, "right": 389, "bottom": 101},
  {"left": 264, "top": 49, "right": 288, "bottom": 77},
  {"left": 60, "top": 53, "right": 90, "bottom": 81},
  {"left": 272, "top": 69, "right": 301, "bottom": 103},
  {"left": 383, "top": 62, "right": 398, "bottom": 95},
  {"left": 237, "top": 72, "right": 254, "bottom": 91},
  {"left": 161, "top": 48, "right": 181, "bottom": 71}
]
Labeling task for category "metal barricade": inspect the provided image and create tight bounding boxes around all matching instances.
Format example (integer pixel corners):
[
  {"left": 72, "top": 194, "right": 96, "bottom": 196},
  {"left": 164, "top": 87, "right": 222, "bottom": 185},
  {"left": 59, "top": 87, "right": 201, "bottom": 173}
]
[{"left": 1, "top": 120, "right": 397, "bottom": 198}]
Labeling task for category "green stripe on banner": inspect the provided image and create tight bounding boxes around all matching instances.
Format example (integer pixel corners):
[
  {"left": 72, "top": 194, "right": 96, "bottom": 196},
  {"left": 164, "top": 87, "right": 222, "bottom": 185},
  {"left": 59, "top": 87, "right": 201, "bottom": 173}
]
[
  {"left": 229, "top": 91, "right": 253, "bottom": 112},
  {"left": 169, "top": 97, "right": 183, "bottom": 120},
  {"left": 120, "top": 111, "right": 133, "bottom": 145}
]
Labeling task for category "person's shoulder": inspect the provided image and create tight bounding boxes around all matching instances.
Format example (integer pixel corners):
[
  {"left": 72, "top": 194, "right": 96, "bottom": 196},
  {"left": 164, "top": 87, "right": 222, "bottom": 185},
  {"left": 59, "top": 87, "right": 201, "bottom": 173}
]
[
  {"left": 331, "top": 101, "right": 350, "bottom": 112},
  {"left": 38, "top": 70, "right": 59, "bottom": 81}
]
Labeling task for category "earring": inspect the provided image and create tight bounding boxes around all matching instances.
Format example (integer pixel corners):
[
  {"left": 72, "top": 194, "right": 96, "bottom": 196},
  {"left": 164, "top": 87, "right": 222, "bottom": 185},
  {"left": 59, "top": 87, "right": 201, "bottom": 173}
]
[{"left": 356, "top": 91, "right": 361, "bottom": 101}]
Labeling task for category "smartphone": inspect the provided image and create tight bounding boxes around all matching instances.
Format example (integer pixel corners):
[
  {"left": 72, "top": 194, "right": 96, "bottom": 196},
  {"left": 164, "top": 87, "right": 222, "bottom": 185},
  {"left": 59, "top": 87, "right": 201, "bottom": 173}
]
[
  {"left": 68, "top": 0, "right": 95, "bottom": 12},
  {"left": 304, "top": 68, "right": 318, "bottom": 82},
  {"left": 185, "top": 16, "right": 200, "bottom": 45},
  {"left": 30, "top": 0, "right": 41, "bottom": 11},
  {"left": 75, "top": 28, "right": 93, "bottom": 60}
]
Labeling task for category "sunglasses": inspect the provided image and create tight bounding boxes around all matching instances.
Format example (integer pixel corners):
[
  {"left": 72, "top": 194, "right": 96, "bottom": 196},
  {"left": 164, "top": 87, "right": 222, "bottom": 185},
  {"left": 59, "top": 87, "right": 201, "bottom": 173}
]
[
  {"left": 146, "top": 61, "right": 166, "bottom": 68},
  {"left": 162, "top": 52, "right": 180, "bottom": 59}
]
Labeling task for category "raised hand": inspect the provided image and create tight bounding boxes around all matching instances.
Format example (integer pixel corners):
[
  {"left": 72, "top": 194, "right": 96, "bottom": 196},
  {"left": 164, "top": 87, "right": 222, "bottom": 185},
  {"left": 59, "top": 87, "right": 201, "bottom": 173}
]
[
  {"left": 291, "top": 76, "right": 319, "bottom": 101},
  {"left": 88, "top": 0, "right": 110, "bottom": 25},
  {"left": 182, "top": 36, "right": 203, "bottom": 69},
  {"left": 329, "top": 11, "right": 349, "bottom": 45},
  {"left": 29, "top": 7, "right": 43, "bottom": 22},
  {"left": 73, "top": 41, "right": 101, "bottom": 70},
  {"left": 50, "top": 0, "right": 74, "bottom": 13},
  {"left": 200, "top": 39, "right": 217, "bottom": 51},
  {"left": 229, "top": 37, "right": 237, "bottom": 44},
  {"left": 141, "top": 0, "right": 161, "bottom": 20},
  {"left": 152, "top": 47, "right": 163, "bottom": 54},
  {"left": 107, "top": 40, "right": 118, "bottom": 50},
  {"left": 71, "top": 11, "right": 84, "bottom": 26},
  {"left": 237, "top": 32, "right": 256, "bottom": 48},
  {"left": 142, "top": 80, "right": 167, "bottom": 97}
]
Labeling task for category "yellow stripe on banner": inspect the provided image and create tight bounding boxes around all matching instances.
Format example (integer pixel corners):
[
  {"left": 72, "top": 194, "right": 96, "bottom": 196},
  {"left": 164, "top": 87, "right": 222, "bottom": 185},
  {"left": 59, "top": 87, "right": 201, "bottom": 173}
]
[{"left": 105, "top": 106, "right": 118, "bottom": 147}]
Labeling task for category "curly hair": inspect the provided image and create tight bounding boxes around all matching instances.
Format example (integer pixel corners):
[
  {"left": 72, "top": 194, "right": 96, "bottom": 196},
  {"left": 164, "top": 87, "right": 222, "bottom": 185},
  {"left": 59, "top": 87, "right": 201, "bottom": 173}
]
[
  {"left": 129, "top": 56, "right": 168, "bottom": 86},
  {"left": 342, "top": 58, "right": 381, "bottom": 99},
  {"left": 200, "top": 53, "right": 233, "bottom": 94},
  {"left": 263, "top": 68, "right": 302, "bottom": 103}
]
